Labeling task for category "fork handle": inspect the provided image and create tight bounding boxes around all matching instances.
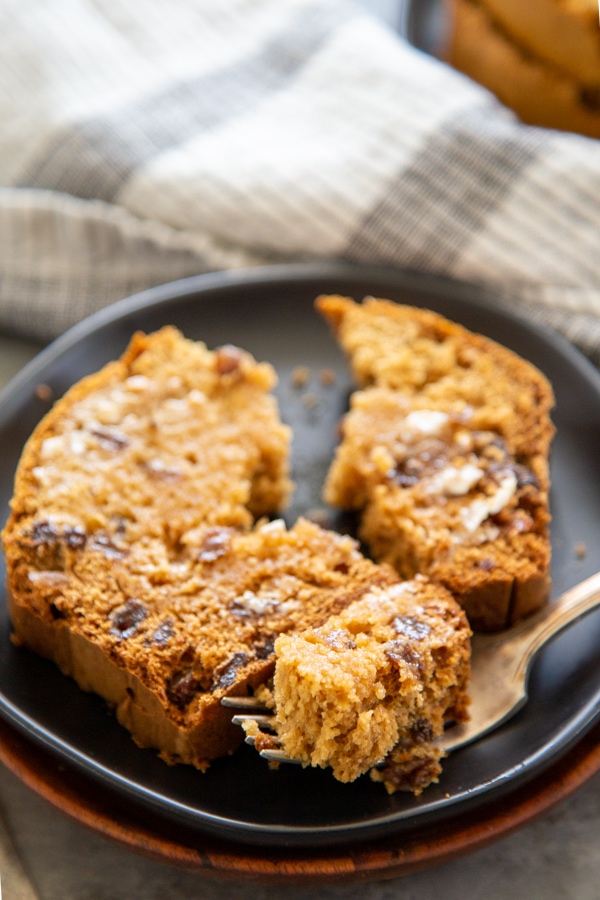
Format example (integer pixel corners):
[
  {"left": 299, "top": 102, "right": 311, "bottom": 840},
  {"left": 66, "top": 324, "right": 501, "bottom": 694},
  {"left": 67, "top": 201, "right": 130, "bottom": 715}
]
[{"left": 507, "top": 570, "right": 600, "bottom": 682}]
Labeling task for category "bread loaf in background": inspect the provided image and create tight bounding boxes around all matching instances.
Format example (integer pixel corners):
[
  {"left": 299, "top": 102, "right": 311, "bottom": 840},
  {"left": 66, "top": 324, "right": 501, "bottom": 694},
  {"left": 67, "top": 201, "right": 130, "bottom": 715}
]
[{"left": 444, "top": 0, "right": 600, "bottom": 138}]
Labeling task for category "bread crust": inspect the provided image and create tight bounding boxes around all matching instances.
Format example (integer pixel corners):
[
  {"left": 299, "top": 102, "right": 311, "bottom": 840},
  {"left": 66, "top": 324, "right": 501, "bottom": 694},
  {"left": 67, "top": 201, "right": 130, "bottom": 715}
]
[{"left": 7, "top": 587, "right": 254, "bottom": 767}]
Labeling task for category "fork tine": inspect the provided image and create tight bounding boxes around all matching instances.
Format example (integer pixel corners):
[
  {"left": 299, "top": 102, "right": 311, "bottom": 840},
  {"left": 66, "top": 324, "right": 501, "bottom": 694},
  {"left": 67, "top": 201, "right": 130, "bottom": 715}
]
[
  {"left": 220, "top": 696, "right": 271, "bottom": 711},
  {"left": 224, "top": 703, "right": 302, "bottom": 763},
  {"left": 259, "top": 748, "right": 302, "bottom": 764},
  {"left": 231, "top": 713, "right": 277, "bottom": 729}
]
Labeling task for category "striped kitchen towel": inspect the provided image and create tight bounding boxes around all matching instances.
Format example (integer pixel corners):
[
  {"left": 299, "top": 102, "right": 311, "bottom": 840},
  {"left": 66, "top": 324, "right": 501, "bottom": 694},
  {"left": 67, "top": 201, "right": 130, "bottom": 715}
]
[{"left": 1, "top": 0, "right": 600, "bottom": 362}]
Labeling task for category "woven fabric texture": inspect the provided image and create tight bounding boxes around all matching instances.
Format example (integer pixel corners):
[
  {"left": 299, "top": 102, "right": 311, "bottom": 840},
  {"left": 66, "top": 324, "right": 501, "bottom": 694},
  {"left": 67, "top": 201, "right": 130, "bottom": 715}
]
[{"left": 1, "top": 0, "right": 600, "bottom": 363}]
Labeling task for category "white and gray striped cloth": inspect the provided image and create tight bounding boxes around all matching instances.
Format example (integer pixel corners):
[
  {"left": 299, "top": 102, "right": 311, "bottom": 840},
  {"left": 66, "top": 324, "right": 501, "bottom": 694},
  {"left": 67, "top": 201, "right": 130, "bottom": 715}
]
[{"left": 1, "top": 0, "right": 600, "bottom": 363}]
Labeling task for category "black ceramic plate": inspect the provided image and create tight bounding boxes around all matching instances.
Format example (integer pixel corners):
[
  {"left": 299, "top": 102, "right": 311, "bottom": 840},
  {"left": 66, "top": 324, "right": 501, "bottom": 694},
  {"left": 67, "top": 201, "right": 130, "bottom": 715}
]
[{"left": 1, "top": 263, "right": 600, "bottom": 848}]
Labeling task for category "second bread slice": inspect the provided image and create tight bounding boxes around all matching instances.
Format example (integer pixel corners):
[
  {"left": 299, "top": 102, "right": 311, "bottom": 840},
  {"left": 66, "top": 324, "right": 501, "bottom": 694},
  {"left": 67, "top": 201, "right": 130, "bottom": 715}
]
[{"left": 317, "top": 294, "right": 555, "bottom": 631}]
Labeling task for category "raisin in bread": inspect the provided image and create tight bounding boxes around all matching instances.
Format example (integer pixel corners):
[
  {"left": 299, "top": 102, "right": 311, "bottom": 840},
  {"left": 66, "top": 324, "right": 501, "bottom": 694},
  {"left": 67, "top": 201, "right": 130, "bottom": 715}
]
[
  {"left": 262, "top": 576, "right": 470, "bottom": 795},
  {"left": 316, "top": 295, "right": 555, "bottom": 632}
]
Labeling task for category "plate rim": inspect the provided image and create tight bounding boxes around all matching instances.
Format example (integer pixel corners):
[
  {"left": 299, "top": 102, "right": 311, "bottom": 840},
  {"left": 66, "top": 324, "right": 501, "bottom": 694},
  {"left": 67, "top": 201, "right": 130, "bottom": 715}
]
[{"left": 1, "top": 696, "right": 600, "bottom": 882}]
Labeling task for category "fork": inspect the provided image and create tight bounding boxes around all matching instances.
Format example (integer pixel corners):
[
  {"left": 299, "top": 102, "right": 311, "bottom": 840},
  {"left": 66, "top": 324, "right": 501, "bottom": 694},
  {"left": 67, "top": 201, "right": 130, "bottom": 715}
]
[{"left": 222, "top": 570, "right": 600, "bottom": 761}]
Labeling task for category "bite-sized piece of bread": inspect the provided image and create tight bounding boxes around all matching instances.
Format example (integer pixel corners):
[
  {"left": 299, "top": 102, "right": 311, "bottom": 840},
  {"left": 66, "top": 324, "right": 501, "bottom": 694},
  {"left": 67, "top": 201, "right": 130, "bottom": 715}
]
[
  {"left": 270, "top": 576, "right": 471, "bottom": 794},
  {"left": 443, "top": 0, "right": 600, "bottom": 138},
  {"left": 316, "top": 295, "right": 555, "bottom": 632}
]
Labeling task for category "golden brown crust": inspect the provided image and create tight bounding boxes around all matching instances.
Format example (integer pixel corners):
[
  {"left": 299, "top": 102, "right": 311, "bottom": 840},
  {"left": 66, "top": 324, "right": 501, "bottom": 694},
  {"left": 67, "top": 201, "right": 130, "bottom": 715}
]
[
  {"left": 7, "top": 588, "right": 247, "bottom": 767},
  {"left": 317, "top": 295, "right": 555, "bottom": 632}
]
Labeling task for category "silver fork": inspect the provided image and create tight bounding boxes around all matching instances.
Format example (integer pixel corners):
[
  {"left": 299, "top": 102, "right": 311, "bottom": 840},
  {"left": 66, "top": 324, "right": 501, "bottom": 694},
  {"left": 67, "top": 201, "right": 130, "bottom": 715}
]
[{"left": 222, "top": 570, "right": 600, "bottom": 761}]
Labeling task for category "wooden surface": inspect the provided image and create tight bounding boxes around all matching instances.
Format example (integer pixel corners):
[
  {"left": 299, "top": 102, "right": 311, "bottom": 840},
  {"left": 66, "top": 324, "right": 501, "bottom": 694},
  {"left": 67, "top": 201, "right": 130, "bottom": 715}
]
[{"left": 1, "top": 714, "right": 600, "bottom": 884}]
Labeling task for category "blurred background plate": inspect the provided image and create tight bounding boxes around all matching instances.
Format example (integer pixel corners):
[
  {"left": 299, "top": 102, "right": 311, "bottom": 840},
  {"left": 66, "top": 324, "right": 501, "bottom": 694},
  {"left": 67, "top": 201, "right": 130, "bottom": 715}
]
[{"left": 398, "top": 0, "right": 446, "bottom": 55}]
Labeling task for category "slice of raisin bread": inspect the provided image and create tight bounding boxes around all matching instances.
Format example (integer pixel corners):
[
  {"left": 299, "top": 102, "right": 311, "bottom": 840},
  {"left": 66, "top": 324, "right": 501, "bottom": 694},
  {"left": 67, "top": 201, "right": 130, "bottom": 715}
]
[
  {"left": 265, "top": 576, "right": 470, "bottom": 794},
  {"left": 316, "top": 295, "right": 555, "bottom": 632},
  {"left": 4, "top": 326, "right": 297, "bottom": 764}
]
